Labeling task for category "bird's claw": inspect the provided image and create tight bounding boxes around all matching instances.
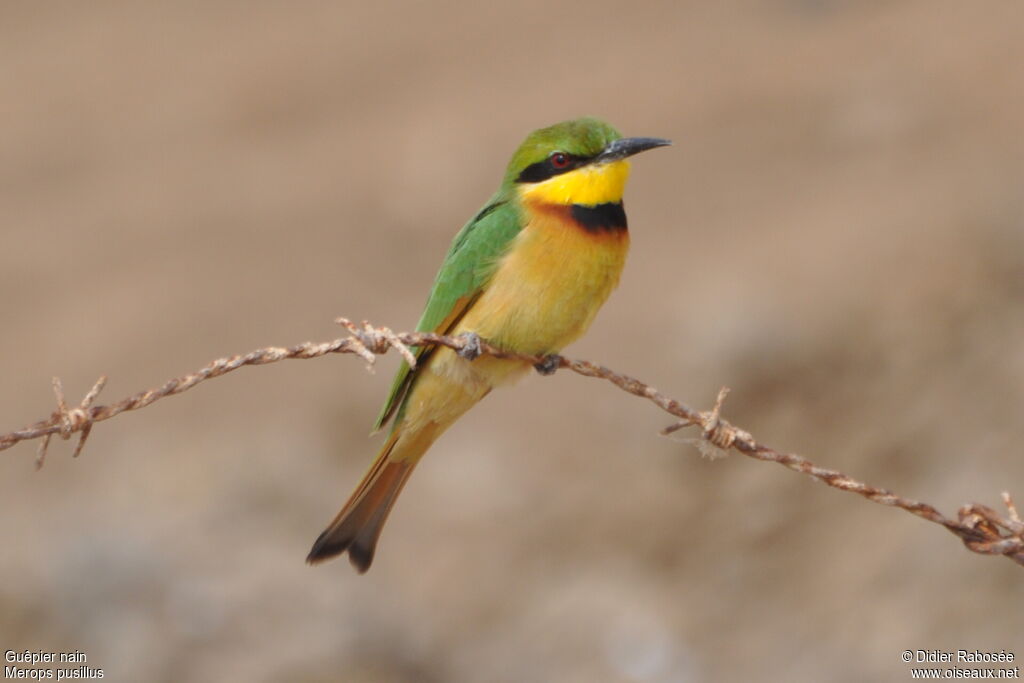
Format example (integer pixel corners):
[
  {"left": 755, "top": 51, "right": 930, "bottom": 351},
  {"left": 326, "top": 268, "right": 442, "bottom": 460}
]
[
  {"left": 533, "top": 355, "right": 561, "bottom": 376},
  {"left": 457, "top": 332, "right": 483, "bottom": 361}
]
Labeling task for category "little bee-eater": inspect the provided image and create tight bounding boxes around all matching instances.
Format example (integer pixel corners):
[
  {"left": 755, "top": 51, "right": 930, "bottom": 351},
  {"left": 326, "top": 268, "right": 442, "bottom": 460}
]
[{"left": 307, "top": 117, "right": 669, "bottom": 572}]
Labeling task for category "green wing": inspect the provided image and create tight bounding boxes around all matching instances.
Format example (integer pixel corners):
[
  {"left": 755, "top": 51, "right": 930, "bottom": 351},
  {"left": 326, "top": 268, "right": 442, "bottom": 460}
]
[{"left": 373, "top": 192, "right": 522, "bottom": 431}]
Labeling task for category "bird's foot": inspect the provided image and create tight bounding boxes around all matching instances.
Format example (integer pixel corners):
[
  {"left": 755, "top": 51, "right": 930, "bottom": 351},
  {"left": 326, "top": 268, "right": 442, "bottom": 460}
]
[
  {"left": 457, "top": 332, "right": 483, "bottom": 361},
  {"left": 533, "top": 354, "right": 561, "bottom": 376}
]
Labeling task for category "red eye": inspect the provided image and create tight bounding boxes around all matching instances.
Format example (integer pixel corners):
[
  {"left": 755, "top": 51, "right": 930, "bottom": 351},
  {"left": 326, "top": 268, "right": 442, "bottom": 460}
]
[{"left": 550, "top": 152, "right": 570, "bottom": 169}]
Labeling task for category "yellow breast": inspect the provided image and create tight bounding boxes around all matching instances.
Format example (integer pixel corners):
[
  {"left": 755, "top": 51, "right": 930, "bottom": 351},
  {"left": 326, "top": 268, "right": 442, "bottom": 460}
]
[{"left": 454, "top": 202, "right": 629, "bottom": 355}]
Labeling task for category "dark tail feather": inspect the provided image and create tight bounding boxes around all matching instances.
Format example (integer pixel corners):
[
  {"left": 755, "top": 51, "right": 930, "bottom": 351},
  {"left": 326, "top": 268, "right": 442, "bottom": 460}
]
[{"left": 306, "top": 433, "right": 416, "bottom": 573}]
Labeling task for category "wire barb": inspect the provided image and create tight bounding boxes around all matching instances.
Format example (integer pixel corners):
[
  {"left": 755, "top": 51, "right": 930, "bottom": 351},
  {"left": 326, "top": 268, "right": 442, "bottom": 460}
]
[
  {"left": 35, "top": 375, "right": 106, "bottom": 469},
  {"left": 2, "top": 317, "right": 1022, "bottom": 568},
  {"left": 1004, "top": 492, "right": 1021, "bottom": 526}
]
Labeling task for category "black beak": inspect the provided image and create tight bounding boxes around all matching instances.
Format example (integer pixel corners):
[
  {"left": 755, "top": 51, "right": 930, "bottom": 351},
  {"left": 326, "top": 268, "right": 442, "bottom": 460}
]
[{"left": 595, "top": 137, "right": 671, "bottom": 163}]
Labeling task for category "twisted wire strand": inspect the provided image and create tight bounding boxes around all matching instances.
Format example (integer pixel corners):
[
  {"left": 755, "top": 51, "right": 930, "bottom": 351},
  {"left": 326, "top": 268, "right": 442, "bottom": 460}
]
[{"left": 2, "top": 317, "right": 1020, "bottom": 567}]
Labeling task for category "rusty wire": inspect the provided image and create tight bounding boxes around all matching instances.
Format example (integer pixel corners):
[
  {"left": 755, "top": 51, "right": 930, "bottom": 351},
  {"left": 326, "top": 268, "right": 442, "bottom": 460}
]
[{"left": 2, "top": 316, "right": 1021, "bottom": 568}]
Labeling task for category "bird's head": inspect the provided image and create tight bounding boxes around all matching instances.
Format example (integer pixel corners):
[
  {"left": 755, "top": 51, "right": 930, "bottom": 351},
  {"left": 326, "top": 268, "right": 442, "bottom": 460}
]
[{"left": 504, "top": 117, "right": 669, "bottom": 207}]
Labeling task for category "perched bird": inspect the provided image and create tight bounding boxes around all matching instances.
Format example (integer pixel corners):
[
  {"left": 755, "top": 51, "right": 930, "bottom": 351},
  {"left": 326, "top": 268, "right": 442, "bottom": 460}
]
[{"left": 307, "top": 117, "right": 669, "bottom": 572}]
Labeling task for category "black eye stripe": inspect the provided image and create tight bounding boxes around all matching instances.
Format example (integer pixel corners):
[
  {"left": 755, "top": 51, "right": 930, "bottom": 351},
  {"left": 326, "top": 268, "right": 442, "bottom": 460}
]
[{"left": 515, "top": 153, "right": 591, "bottom": 183}]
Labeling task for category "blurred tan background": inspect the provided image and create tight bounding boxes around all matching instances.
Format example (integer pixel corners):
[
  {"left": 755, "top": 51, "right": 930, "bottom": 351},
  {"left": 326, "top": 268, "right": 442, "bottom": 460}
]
[{"left": 2, "top": 1, "right": 1022, "bottom": 681}]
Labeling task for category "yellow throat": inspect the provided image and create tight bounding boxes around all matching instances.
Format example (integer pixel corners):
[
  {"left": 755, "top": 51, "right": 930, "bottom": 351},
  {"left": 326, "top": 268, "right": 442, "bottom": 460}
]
[{"left": 519, "top": 159, "right": 631, "bottom": 207}]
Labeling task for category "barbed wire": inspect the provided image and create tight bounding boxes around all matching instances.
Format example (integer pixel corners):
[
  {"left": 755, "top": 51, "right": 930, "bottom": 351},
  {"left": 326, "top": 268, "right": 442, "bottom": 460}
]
[{"left": 2, "top": 317, "right": 1021, "bottom": 567}]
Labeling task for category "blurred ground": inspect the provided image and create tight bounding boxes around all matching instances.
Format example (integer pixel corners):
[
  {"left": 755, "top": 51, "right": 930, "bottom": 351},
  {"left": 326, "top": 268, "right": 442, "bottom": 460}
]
[{"left": 2, "top": 1, "right": 1023, "bottom": 681}]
